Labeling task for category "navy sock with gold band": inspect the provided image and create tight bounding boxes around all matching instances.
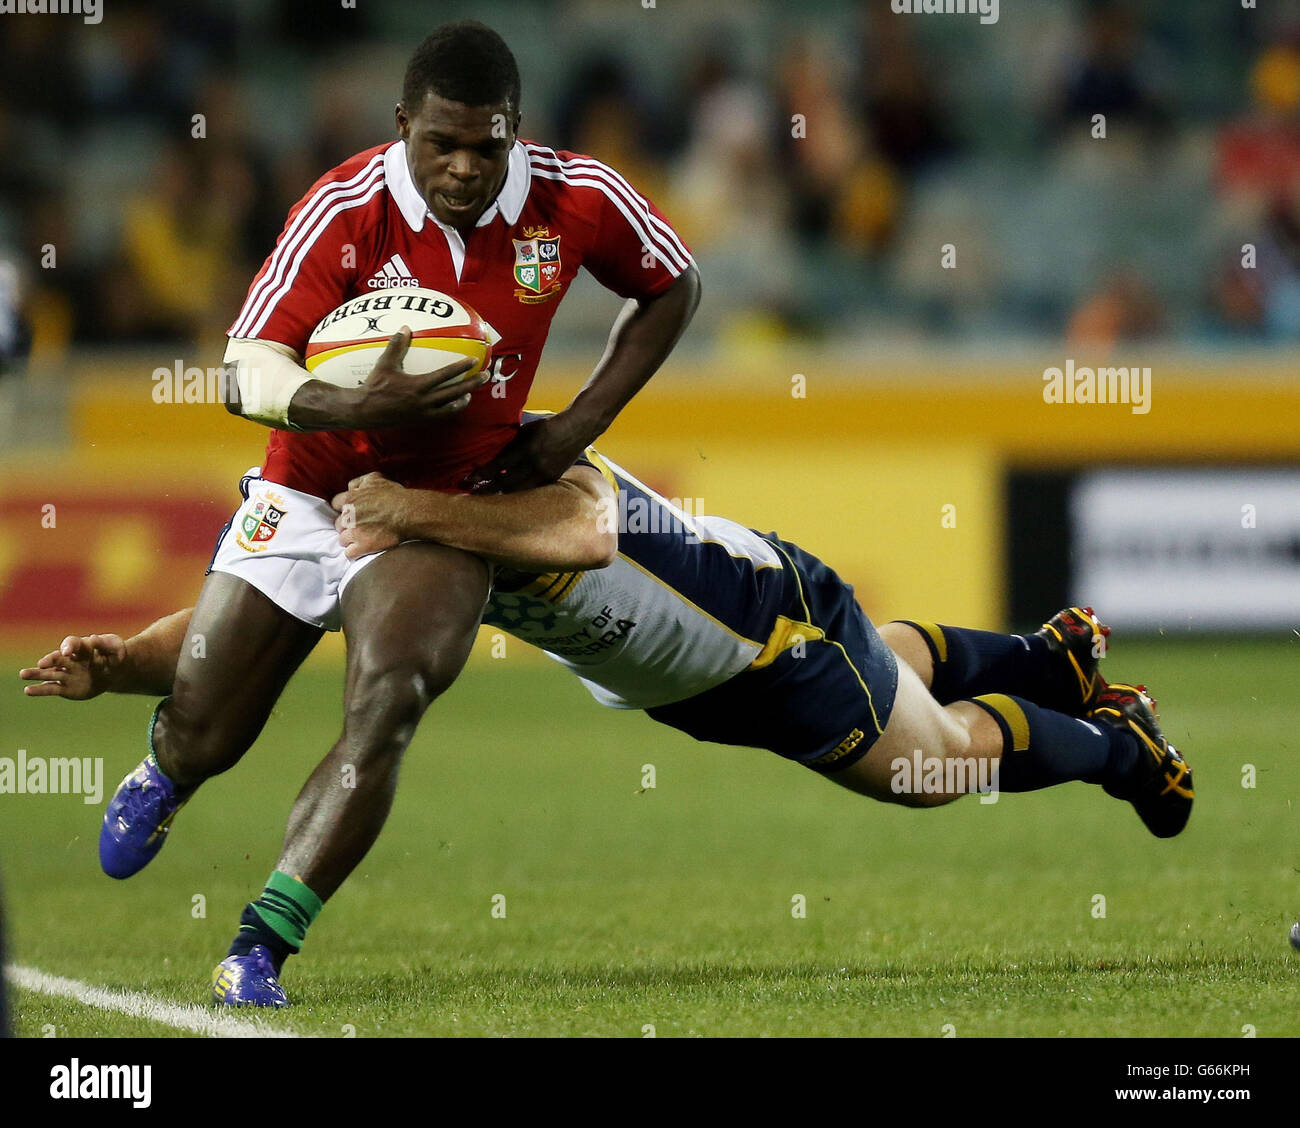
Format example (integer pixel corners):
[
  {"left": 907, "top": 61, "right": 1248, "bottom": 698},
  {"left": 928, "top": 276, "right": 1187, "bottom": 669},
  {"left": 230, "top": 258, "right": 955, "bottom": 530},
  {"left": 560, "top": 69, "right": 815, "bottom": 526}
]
[
  {"left": 897, "top": 622, "right": 1080, "bottom": 713},
  {"left": 968, "top": 692, "right": 1139, "bottom": 793}
]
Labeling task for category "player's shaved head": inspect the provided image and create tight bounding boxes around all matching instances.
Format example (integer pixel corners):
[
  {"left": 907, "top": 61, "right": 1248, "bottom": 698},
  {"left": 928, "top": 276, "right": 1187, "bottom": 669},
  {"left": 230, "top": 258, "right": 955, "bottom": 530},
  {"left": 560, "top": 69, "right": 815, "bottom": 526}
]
[{"left": 402, "top": 21, "right": 521, "bottom": 114}]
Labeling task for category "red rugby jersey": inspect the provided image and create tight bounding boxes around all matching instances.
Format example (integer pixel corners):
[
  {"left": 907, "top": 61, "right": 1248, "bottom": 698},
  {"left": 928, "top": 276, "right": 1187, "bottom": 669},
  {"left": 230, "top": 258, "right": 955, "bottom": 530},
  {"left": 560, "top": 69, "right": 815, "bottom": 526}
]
[{"left": 227, "top": 139, "right": 692, "bottom": 499}]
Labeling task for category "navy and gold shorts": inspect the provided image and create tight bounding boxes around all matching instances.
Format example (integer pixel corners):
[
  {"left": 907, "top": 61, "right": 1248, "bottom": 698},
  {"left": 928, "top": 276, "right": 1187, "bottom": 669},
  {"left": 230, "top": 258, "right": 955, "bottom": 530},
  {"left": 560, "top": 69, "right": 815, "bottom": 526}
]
[{"left": 645, "top": 533, "right": 899, "bottom": 772}]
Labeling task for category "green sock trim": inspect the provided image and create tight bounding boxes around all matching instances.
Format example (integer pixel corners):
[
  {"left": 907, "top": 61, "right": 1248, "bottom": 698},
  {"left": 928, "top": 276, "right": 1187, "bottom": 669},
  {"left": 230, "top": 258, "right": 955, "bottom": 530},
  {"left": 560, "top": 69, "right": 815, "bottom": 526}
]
[
  {"left": 249, "top": 870, "right": 324, "bottom": 950},
  {"left": 146, "top": 697, "right": 195, "bottom": 799},
  {"left": 146, "top": 697, "right": 170, "bottom": 765}
]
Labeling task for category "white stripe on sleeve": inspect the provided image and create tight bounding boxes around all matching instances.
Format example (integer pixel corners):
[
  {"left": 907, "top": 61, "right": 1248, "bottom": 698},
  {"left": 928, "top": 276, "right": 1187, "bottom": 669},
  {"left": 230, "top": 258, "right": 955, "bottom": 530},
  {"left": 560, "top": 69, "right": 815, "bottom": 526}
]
[{"left": 231, "top": 155, "right": 385, "bottom": 337}]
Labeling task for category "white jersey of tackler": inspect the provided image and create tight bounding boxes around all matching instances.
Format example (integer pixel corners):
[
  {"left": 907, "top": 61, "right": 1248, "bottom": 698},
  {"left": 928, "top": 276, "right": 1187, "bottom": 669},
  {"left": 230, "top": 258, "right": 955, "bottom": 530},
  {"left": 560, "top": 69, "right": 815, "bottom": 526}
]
[{"left": 484, "top": 453, "right": 793, "bottom": 710}]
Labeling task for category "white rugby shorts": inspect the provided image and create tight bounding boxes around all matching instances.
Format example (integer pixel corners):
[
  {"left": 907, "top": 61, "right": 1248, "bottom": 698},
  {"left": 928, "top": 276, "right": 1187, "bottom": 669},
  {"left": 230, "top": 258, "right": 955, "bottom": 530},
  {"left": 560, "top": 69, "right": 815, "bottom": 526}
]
[{"left": 208, "top": 468, "right": 384, "bottom": 630}]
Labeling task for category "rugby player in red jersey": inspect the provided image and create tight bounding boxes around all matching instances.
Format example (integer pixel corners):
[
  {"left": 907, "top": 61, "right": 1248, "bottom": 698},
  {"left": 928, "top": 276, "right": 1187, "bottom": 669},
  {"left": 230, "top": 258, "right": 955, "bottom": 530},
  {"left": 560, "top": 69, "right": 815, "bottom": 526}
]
[
  {"left": 22, "top": 438, "right": 1193, "bottom": 1006},
  {"left": 90, "top": 21, "right": 699, "bottom": 1003}
]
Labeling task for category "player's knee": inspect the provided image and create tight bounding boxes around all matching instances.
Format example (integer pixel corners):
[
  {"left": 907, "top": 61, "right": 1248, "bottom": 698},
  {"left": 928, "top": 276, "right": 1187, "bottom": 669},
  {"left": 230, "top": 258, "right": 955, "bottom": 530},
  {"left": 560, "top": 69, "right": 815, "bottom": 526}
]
[
  {"left": 876, "top": 621, "right": 907, "bottom": 647},
  {"left": 343, "top": 655, "right": 455, "bottom": 757},
  {"left": 938, "top": 706, "right": 979, "bottom": 760},
  {"left": 157, "top": 696, "right": 255, "bottom": 776}
]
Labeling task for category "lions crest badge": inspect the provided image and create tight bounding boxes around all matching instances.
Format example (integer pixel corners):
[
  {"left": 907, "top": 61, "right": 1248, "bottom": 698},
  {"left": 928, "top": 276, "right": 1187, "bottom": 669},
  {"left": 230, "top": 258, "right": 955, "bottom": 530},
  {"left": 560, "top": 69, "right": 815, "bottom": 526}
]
[
  {"left": 513, "top": 227, "right": 562, "bottom": 303},
  {"left": 236, "top": 490, "right": 287, "bottom": 552}
]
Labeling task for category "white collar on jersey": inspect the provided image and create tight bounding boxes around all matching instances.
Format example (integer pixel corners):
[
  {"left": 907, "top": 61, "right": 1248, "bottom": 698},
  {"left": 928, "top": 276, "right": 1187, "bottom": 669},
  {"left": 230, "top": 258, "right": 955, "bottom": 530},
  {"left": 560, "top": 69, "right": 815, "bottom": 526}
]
[{"left": 384, "top": 139, "right": 531, "bottom": 233}]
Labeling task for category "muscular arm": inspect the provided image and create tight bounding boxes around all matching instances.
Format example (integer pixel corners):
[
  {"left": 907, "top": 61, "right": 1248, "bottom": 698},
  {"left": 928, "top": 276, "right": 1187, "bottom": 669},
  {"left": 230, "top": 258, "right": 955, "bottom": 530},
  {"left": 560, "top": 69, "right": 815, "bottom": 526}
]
[
  {"left": 562, "top": 264, "right": 701, "bottom": 446},
  {"left": 120, "top": 608, "right": 193, "bottom": 693},
  {"left": 463, "top": 265, "right": 701, "bottom": 493},
  {"left": 223, "top": 332, "right": 485, "bottom": 432},
  {"left": 335, "top": 465, "right": 617, "bottom": 573}
]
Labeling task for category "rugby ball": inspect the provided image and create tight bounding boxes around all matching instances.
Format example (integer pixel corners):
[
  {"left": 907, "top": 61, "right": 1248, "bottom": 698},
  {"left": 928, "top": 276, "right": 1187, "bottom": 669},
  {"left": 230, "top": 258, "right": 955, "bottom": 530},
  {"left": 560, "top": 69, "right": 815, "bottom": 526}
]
[{"left": 304, "top": 286, "right": 494, "bottom": 388}]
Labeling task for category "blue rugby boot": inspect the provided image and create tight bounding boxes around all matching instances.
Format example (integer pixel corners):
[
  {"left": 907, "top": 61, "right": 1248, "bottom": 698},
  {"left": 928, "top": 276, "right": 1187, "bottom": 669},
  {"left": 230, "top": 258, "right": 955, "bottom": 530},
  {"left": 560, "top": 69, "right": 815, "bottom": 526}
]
[
  {"left": 99, "top": 751, "right": 191, "bottom": 879},
  {"left": 211, "top": 946, "right": 290, "bottom": 1008},
  {"left": 1090, "top": 682, "right": 1194, "bottom": 839}
]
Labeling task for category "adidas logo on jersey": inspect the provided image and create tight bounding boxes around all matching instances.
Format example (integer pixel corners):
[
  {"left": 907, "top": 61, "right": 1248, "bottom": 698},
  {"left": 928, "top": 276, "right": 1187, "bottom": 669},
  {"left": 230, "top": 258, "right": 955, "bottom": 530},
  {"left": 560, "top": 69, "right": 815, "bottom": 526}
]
[{"left": 367, "top": 254, "right": 420, "bottom": 288}]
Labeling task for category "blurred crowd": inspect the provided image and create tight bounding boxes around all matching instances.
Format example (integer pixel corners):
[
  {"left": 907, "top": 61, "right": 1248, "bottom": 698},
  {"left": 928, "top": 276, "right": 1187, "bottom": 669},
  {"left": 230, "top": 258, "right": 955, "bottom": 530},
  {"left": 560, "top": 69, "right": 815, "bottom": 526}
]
[{"left": 1, "top": 0, "right": 1299, "bottom": 367}]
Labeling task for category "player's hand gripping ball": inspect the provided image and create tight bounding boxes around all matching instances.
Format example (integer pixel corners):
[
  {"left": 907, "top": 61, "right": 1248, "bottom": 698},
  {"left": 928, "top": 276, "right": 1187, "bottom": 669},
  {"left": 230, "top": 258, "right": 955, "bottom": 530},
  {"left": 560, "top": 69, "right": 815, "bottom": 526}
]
[{"left": 305, "top": 285, "right": 493, "bottom": 389}]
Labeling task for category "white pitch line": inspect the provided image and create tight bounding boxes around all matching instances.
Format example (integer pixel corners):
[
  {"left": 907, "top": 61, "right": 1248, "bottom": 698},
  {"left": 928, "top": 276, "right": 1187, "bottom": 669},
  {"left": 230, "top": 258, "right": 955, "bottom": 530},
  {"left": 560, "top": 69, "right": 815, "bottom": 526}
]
[{"left": 7, "top": 965, "right": 300, "bottom": 1038}]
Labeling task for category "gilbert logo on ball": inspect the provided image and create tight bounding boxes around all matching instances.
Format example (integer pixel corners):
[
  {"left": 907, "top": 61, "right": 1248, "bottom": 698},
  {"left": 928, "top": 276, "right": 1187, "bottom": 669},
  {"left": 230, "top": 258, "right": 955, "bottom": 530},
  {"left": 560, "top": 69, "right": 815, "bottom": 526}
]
[{"left": 305, "top": 286, "right": 496, "bottom": 389}]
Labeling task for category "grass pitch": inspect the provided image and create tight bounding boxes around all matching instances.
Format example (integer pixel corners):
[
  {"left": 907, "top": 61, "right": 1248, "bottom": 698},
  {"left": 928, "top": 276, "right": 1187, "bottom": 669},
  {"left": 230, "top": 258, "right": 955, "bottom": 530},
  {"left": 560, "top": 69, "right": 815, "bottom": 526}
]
[{"left": 2, "top": 636, "right": 1297, "bottom": 1037}]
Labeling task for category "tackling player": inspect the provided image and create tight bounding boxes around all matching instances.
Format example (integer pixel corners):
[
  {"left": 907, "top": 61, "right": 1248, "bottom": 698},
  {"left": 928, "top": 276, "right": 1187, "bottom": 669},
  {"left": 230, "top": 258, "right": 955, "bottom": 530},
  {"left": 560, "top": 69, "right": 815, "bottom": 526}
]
[
  {"left": 21, "top": 427, "right": 1194, "bottom": 1006},
  {"left": 84, "top": 21, "right": 699, "bottom": 999}
]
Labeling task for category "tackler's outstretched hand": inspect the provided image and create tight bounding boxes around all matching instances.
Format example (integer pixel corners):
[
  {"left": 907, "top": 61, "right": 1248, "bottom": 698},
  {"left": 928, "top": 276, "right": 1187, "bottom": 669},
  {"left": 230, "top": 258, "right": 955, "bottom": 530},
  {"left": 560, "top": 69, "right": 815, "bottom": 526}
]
[{"left": 19, "top": 633, "right": 128, "bottom": 700}]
